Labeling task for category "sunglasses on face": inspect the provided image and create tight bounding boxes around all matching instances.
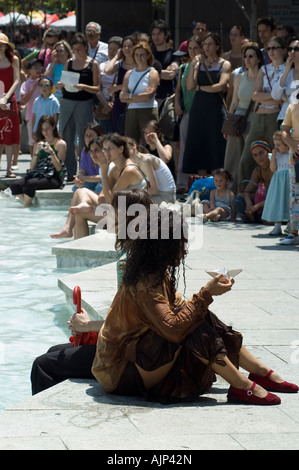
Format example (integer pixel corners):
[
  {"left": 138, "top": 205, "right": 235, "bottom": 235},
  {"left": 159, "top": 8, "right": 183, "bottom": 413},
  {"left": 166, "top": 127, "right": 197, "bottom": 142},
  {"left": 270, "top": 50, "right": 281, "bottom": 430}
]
[
  {"left": 244, "top": 54, "right": 255, "bottom": 59},
  {"left": 39, "top": 83, "right": 51, "bottom": 88},
  {"left": 266, "top": 46, "right": 282, "bottom": 51},
  {"left": 288, "top": 46, "right": 299, "bottom": 52}
]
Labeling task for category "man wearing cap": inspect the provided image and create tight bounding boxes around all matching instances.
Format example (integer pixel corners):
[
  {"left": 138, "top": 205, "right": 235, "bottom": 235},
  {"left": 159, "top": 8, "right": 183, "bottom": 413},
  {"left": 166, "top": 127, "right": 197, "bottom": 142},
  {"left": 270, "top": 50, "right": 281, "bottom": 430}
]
[
  {"left": 232, "top": 140, "right": 273, "bottom": 222},
  {"left": 173, "top": 41, "right": 188, "bottom": 58},
  {"left": 85, "top": 22, "right": 108, "bottom": 65}
]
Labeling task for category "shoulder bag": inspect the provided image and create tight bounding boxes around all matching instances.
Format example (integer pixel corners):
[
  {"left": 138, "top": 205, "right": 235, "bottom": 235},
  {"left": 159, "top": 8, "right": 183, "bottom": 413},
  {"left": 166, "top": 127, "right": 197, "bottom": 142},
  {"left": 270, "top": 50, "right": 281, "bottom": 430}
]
[{"left": 221, "top": 100, "right": 254, "bottom": 137}]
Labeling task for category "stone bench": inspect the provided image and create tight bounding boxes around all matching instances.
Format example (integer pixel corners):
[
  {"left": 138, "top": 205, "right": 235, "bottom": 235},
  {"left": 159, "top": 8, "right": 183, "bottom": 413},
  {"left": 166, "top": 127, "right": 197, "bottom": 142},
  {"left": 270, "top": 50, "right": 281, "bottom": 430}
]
[{"left": 52, "top": 232, "right": 117, "bottom": 270}]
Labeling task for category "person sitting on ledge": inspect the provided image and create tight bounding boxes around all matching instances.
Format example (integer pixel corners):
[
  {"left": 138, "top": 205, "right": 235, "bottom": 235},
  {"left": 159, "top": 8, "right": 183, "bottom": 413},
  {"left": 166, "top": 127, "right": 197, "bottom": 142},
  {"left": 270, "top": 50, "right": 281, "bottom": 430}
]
[
  {"left": 69, "top": 133, "right": 148, "bottom": 239},
  {"left": 31, "top": 203, "right": 298, "bottom": 403},
  {"left": 31, "top": 188, "right": 154, "bottom": 394},
  {"left": 91, "top": 207, "right": 297, "bottom": 405},
  {"left": 10, "top": 115, "right": 66, "bottom": 207}
]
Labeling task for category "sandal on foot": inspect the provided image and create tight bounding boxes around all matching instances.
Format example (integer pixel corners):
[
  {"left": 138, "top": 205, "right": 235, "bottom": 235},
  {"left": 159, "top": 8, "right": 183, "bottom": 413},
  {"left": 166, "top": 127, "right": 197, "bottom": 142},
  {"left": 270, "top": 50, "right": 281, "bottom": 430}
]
[
  {"left": 248, "top": 369, "right": 298, "bottom": 393},
  {"left": 6, "top": 173, "right": 16, "bottom": 178},
  {"left": 227, "top": 381, "right": 281, "bottom": 405}
]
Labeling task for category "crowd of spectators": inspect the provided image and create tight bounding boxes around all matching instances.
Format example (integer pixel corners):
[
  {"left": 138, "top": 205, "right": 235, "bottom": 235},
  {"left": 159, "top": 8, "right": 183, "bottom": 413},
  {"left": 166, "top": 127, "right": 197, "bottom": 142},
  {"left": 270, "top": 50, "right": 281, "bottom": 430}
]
[{"left": 1, "top": 16, "right": 299, "bottom": 244}]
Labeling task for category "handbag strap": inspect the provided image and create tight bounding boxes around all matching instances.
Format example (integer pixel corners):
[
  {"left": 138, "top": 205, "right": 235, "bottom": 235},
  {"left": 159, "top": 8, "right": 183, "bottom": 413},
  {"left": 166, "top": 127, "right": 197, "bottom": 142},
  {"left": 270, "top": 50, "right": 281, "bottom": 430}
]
[
  {"left": 243, "top": 100, "right": 254, "bottom": 119},
  {"left": 264, "top": 64, "right": 272, "bottom": 90},
  {"left": 201, "top": 61, "right": 228, "bottom": 113},
  {"left": 131, "top": 68, "right": 152, "bottom": 94}
]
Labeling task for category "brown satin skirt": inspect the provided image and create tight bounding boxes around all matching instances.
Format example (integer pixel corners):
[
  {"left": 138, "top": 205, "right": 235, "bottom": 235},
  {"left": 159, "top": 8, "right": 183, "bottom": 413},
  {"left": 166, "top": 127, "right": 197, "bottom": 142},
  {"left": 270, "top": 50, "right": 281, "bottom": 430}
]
[{"left": 112, "top": 310, "right": 243, "bottom": 404}]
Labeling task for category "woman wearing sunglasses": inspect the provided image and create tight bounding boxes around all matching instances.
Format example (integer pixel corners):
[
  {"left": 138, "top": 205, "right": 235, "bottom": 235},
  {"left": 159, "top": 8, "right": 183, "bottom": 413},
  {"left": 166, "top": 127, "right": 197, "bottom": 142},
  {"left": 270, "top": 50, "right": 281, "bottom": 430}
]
[
  {"left": 271, "top": 38, "right": 299, "bottom": 127},
  {"left": 238, "top": 36, "right": 287, "bottom": 188},
  {"left": 223, "top": 42, "right": 263, "bottom": 193}
]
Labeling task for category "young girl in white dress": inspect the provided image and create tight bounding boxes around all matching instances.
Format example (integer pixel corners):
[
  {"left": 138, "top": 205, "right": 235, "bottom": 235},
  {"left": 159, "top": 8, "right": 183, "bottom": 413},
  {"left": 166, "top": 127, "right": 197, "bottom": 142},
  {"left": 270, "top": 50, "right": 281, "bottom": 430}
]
[{"left": 262, "top": 130, "right": 290, "bottom": 235}]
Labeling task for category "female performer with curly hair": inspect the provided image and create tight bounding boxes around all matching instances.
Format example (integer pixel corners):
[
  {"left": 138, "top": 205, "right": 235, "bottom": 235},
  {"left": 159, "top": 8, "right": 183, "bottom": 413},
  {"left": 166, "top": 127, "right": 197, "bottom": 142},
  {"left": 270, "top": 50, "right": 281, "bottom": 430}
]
[{"left": 92, "top": 208, "right": 297, "bottom": 405}]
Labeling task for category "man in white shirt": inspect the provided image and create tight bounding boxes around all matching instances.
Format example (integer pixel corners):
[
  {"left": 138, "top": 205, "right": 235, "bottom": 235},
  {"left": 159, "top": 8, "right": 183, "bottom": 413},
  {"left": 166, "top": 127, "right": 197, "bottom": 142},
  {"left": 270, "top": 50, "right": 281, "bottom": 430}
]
[{"left": 85, "top": 22, "right": 108, "bottom": 64}]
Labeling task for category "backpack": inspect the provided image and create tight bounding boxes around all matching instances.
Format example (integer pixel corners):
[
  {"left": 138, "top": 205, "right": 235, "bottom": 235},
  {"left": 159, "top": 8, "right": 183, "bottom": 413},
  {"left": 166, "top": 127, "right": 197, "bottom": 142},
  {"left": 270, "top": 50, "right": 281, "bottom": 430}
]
[{"left": 159, "top": 94, "right": 180, "bottom": 141}]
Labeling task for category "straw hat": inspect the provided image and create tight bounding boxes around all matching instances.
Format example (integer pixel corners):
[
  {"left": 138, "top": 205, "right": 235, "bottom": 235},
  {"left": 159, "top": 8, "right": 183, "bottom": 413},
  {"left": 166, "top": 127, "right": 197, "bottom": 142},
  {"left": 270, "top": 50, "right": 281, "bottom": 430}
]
[{"left": 0, "top": 33, "right": 15, "bottom": 50}]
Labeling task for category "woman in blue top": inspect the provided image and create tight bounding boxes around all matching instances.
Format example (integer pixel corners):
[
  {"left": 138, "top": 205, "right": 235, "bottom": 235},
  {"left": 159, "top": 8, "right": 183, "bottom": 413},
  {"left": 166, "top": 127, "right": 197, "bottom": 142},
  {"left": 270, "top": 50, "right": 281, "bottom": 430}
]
[{"left": 46, "top": 40, "right": 72, "bottom": 100}]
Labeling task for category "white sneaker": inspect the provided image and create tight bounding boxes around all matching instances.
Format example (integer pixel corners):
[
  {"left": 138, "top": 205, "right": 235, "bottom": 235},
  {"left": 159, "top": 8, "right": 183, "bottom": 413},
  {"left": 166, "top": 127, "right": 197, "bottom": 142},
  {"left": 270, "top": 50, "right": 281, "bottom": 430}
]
[
  {"left": 280, "top": 234, "right": 297, "bottom": 245},
  {"left": 269, "top": 226, "right": 282, "bottom": 236},
  {"left": 11, "top": 165, "right": 18, "bottom": 170},
  {"left": 284, "top": 223, "right": 291, "bottom": 235}
]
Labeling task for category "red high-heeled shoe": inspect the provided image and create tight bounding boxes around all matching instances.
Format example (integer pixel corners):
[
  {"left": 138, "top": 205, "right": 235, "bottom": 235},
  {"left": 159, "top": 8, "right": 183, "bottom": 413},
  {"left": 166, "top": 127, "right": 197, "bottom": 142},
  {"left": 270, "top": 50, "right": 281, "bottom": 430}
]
[
  {"left": 227, "top": 381, "right": 281, "bottom": 405},
  {"left": 248, "top": 369, "right": 298, "bottom": 393}
]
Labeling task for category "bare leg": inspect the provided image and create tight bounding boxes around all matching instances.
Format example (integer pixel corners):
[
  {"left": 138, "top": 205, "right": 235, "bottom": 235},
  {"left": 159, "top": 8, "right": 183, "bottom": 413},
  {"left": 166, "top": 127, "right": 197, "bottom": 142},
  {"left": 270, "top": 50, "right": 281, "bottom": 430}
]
[
  {"left": 202, "top": 202, "right": 211, "bottom": 215},
  {"left": 5, "top": 146, "right": 14, "bottom": 176},
  {"left": 74, "top": 205, "right": 106, "bottom": 238},
  {"left": 69, "top": 188, "right": 98, "bottom": 215},
  {"left": 205, "top": 207, "right": 228, "bottom": 221},
  {"left": 239, "top": 346, "right": 285, "bottom": 383},
  {"left": 23, "top": 194, "right": 33, "bottom": 207},
  {"left": 74, "top": 212, "right": 93, "bottom": 239},
  {"left": 50, "top": 191, "right": 79, "bottom": 238},
  {"left": 201, "top": 354, "right": 269, "bottom": 398},
  {"left": 50, "top": 212, "right": 75, "bottom": 238},
  {"left": 12, "top": 143, "right": 20, "bottom": 166}
]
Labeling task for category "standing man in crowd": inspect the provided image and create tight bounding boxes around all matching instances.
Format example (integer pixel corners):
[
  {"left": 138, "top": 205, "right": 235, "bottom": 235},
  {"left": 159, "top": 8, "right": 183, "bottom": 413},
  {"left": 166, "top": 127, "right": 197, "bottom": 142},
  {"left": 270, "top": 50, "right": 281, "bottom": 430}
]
[
  {"left": 257, "top": 16, "right": 277, "bottom": 65},
  {"left": 192, "top": 20, "right": 208, "bottom": 41},
  {"left": 85, "top": 22, "right": 108, "bottom": 64},
  {"left": 150, "top": 20, "right": 179, "bottom": 104}
]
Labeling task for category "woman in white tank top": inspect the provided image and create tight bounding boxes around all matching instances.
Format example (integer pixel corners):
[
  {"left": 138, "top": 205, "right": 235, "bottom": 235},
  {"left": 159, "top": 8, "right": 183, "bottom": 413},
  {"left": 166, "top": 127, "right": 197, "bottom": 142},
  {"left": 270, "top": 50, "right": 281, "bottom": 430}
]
[
  {"left": 120, "top": 42, "right": 159, "bottom": 143},
  {"left": 128, "top": 138, "right": 176, "bottom": 203},
  {"left": 223, "top": 43, "right": 263, "bottom": 193}
]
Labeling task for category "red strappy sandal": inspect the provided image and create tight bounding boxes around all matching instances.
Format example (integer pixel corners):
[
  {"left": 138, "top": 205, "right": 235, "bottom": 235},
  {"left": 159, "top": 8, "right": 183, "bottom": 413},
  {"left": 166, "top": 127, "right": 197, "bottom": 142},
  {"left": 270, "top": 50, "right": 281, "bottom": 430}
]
[
  {"left": 227, "top": 381, "right": 281, "bottom": 405},
  {"left": 248, "top": 369, "right": 298, "bottom": 393}
]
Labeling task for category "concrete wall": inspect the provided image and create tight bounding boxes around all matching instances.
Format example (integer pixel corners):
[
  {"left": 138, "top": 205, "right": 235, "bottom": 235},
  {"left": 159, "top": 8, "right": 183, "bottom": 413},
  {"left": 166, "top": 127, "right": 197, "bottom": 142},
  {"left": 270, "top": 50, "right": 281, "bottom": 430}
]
[
  {"left": 165, "top": 0, "right": 268, "bottom": 50},
  {"left": 76, "top": 0, "right": 153, "bottom": 41}
]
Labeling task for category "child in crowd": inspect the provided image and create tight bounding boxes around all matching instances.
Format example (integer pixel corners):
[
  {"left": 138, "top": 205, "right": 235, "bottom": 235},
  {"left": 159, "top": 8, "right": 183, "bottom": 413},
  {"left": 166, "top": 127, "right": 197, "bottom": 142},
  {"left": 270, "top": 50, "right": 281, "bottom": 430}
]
[
  {"left": 232, "top": 141, "right": 273, "bottom": 223},
  {"left": 202, "top": 169, "right": 234, "bottom": 222},
  {"left": 32, "top": 76, "right": 60, "bottom": 141},
  {"left": 280, "top": 95, "right": 299, "bottom": 245},
  {"left": 261, "top": 131, "right": 290, "bottom": 236},
  {"left": 20, "top": 58, "right": 43, "bottom": 156}
]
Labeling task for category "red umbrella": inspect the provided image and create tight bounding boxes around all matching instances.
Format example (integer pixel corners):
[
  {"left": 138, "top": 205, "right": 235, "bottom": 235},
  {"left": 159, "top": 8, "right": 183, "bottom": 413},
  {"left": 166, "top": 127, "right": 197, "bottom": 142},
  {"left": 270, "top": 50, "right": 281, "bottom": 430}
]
[{"left": 69, "top": 286, "right": 98, "bottom": 346}]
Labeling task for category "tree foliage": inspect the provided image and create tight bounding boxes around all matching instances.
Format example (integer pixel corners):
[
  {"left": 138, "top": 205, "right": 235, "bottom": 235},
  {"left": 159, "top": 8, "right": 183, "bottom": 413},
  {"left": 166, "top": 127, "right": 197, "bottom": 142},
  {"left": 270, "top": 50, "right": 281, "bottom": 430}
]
[{"left": 0, "top": 0, "right": 76, "bottom": 17}]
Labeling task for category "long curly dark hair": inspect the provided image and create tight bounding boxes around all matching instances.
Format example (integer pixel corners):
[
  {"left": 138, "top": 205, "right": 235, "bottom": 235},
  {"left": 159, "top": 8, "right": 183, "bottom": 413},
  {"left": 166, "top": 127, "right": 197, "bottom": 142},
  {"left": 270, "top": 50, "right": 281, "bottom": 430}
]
[
  {"left": 122, "top": 208, "right": 188, "bottom": 304},
  {"left": 111, "top": 188, "right": 154, "bottom": 253}
]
